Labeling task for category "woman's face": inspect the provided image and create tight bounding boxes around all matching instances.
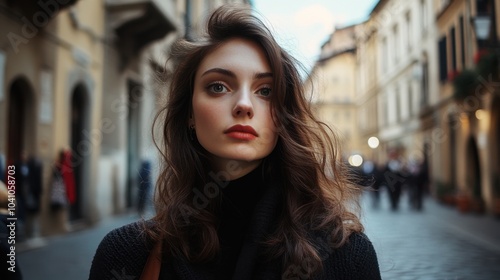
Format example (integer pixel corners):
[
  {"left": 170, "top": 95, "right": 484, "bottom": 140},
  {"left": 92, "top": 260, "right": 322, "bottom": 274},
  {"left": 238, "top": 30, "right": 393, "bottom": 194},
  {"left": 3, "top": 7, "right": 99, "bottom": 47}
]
[{"left": 192, "top": 37, "right": 278, "bottom": 177}]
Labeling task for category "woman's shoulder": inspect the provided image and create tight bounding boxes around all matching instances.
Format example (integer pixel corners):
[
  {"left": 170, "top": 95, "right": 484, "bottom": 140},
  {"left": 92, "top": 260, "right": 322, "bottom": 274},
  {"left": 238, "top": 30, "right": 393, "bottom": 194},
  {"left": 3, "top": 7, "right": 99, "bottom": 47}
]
[
  {"left": 320, "top": 232, "right": 381, "bottom": 279},
  {"left": 89, "top": 219, "right": 156, "bottom": 279},
  {"left": 344, "top": 232, "right": 375, "bottom": 251},
  {"left": 103, "top": 219, "right": 154, "bottom": 243}
]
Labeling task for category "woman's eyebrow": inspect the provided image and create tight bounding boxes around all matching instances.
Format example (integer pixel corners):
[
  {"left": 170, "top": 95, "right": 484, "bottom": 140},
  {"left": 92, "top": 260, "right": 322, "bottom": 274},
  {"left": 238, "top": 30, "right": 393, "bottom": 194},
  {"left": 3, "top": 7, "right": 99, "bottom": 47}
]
[
  {"left": 201, "top": 68, "right": 273, "bottom": 80},
  {"left": 201, "top": 68, "right": 236, "bottom": 78},
  {"left": 254, "top": 72, "right": 273, "bottom": 80}
]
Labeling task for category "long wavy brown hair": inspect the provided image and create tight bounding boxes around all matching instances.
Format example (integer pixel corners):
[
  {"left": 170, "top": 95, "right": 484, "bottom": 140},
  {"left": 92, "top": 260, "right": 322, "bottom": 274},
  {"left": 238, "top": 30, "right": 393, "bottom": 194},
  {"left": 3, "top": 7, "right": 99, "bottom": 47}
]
[{"left": 150, "top": 4, "right": 364, "bottom": 275}]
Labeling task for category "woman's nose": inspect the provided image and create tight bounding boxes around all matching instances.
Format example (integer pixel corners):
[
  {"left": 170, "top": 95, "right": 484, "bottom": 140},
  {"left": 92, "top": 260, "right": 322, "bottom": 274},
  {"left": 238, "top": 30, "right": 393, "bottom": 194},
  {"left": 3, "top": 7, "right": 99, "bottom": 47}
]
[{"left": 232, "top": 88, "right": 254, "bottom": 118}]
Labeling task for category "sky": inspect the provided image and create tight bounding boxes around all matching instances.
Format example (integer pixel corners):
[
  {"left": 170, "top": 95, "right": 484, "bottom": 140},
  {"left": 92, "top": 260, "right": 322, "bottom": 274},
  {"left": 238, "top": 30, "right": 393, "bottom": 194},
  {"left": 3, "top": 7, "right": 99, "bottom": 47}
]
[{"left": 252, "top": 0, "right": 379, "bottom": 74}]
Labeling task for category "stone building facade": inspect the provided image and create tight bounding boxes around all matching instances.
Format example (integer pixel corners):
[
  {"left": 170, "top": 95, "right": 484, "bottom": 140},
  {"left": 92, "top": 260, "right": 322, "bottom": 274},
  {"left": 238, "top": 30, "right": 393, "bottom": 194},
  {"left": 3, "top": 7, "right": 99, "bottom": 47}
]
[{"left": 0, "top": 0, "right": 251, "bottom": 240}]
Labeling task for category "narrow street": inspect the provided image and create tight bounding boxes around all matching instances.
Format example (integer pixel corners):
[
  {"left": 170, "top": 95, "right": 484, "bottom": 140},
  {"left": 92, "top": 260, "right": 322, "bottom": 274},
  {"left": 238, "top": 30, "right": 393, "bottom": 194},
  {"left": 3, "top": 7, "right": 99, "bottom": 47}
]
[
  {"left": 16, "top": 212, "right": 140, "bottom": 280},
  {"left": 363, "top": 190, "right": 500, "bottom": 279},
  {"left": 15, "top": 191, "right": 500, "bottom": 280}
]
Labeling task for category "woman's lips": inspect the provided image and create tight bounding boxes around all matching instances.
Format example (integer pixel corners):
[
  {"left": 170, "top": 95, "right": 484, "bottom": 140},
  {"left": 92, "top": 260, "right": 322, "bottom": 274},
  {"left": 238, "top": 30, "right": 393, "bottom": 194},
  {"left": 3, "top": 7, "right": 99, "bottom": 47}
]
[{"left": 224, "top": 125, "right": 258, "bottom": 140}]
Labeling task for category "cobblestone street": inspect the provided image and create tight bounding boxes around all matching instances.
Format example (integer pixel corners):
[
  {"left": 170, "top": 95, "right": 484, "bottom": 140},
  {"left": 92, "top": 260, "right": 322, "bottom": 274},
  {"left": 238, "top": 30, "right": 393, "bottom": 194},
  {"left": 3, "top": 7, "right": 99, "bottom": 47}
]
[
  {"left": 363, "top": 189, "right": 500, "bottom": 280},
  {"left": 14, "top": 191, "right": 500, "bottom": 279}
]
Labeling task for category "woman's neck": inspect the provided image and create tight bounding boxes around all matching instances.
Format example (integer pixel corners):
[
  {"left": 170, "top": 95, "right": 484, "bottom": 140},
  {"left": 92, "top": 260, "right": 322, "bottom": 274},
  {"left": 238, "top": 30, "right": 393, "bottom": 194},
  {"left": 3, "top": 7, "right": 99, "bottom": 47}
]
[{"left": 210, "top": 158, "right": 263, "bottom": 181}]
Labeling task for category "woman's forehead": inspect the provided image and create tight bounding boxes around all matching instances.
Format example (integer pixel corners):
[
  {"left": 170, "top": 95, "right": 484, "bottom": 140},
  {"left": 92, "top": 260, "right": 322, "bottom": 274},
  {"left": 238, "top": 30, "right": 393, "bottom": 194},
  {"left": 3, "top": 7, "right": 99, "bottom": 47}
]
[{"left": 196, "top": 38, "right": 272, "bottom": 76}]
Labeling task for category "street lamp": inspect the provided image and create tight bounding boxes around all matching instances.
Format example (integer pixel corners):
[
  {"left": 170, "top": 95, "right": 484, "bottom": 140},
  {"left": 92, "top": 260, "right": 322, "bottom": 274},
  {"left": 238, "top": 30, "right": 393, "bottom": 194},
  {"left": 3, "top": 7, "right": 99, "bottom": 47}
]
[
  {"left": 470, "top": 0, "right": 498, "bottom": 48},
  {"left": 472, "top": 15, "right": 492, "bottom": 41},
  {"left": 470, "top": 0, "right": 500, "bottom": 90},
  {"left": 472, "top": 14, "right": 493, "bottom": 51}
]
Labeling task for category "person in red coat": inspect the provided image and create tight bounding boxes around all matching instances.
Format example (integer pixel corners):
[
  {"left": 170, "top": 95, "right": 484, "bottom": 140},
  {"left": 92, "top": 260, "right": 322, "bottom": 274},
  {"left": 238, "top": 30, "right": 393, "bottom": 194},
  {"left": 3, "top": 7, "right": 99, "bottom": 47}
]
[{"left": 58, "top": 149, "right": 76, "bottom": 206}]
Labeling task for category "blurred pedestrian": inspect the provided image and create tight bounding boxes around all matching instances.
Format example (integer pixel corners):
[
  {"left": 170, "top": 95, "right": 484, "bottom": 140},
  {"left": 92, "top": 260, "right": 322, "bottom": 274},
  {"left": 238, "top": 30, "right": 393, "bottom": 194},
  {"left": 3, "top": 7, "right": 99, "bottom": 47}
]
[
  {"left": 412, "top": 156, "right": 428, "bottom": 211},
  {"left": 0, "top": 153, "right": 5, "bottom": 184},
  {"left": 361, "top": 160, "right": 375, "bottom": 186},
  {"left": 25, "top": 154, "right": 42, "bottom": 238},
  {"left": 14, "top": 152, "right": 29, "bottom": 223},
  {"left": 58, "top": 149, "right": 77, "bottom": 207},
  {"left": 371, "top": 162, "right": 385, "bottom": 209},
  {"left": 49, "top": 162, "right": 68, "bottom": 212},
  {"left": 49, "top": 149, "right": 76, "bottom": 214},
  {"left": 90, "top": 5, "right": 380, "bottom": 280},
  {"left": 361, "top": 160, "right": 380, "bottom": 209},
  {"left": 384, "top": 156, "right": 404, "bottom": 211},
  {"left": 137, "top": 160, "right": 152, "bottom": 216}
]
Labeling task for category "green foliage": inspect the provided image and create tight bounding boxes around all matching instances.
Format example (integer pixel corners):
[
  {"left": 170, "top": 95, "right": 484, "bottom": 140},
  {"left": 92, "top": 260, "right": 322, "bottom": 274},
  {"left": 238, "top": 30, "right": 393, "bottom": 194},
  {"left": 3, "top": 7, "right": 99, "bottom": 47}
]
[
  {"left": 476, "top": 51, "right": 499, "bottom": 79},
  {"left": 435, "top": 181, "right": 454, "bottom": 197},
  {"left": 452, "top": 69, "right": 479, "bottom": 100}
]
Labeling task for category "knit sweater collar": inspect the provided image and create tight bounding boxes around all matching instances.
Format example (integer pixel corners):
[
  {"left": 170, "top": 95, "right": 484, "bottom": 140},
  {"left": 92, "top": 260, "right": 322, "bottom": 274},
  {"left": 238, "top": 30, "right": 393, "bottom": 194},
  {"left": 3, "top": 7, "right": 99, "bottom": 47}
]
[
  {"left": 162, "top": 165, "right": 283, "bottom": 280},
  {"left": 218, "top": 163, "right": 267, "bottom": 222}
]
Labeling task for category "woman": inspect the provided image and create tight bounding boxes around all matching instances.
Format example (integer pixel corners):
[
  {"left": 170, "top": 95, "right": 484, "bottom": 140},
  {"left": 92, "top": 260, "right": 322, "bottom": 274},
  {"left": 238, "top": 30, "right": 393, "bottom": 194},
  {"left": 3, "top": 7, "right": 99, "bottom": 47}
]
[{"left": 89, "top": 5, "right": 380, "bottom": 279}]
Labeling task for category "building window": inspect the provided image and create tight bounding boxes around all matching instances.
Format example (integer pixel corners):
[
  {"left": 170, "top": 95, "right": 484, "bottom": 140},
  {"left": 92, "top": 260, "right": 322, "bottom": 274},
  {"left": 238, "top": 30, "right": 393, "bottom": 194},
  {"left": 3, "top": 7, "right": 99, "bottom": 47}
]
[
  {"left": 421, "top": 58, "right": 429, "bottom": 107},
  {"left": 450, "top": 26, "right": 457, "bottom": 72},
  {"left": 395, "top": 87, "right": 400, "bottom": 123},
  {"left": 408, "top": 83, "right": 413, "bottom": 117},
  {"left": 406, "top": 12, "right": 412, "bottom": 52},
  {"left": 438, "top": 36, "right": 448, "bottom": 82},
  {"left": 383, "top": 95, "right": 388, "bottom": 126},
  {"left": 393, "top": 25, "right": 399, "bottom": 64},
  {"left": 421, "top": 0, "right": 428, "bottom": 34},
  {"left": 382, "top": 37, "right": 388, "bottom": 72},
  {"left": 459, "top": 15, "right": 466, "bottom": 69}
]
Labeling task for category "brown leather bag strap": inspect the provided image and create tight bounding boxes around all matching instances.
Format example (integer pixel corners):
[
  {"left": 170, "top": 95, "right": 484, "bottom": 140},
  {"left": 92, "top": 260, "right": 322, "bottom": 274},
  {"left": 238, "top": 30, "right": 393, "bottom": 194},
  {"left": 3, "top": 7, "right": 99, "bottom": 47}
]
[{"left": 140, "top": 240, "right": 162, "bottom": 280}]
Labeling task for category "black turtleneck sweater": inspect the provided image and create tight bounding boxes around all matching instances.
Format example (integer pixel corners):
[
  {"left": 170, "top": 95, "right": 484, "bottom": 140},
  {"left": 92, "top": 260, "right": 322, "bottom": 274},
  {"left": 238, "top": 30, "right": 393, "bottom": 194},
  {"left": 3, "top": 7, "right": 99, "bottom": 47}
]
[
  {"left": 216, "top": 165, "right": 267, "bottom": 279},
  {"left": 89, "top": 164, "right": 381, "bottom": 279}
]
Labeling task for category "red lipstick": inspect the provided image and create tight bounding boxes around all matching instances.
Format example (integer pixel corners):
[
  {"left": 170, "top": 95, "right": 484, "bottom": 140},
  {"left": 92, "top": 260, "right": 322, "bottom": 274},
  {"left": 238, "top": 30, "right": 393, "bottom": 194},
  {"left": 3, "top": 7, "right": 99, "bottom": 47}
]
[{"left": 224, "top": 125, "right": 258, "bottom": 140}]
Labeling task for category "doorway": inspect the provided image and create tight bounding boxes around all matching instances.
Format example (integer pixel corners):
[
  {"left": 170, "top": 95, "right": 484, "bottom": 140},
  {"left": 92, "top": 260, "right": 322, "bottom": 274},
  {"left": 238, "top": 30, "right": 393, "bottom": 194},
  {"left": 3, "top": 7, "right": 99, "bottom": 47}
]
[
  {"left": 6, "top": 77, "right": 34, "bottom": 166},
  {"left": 466, "top": 137, "right": 482, "bottom": 200},
  {"left": 70, "top": 84, "right": 89, "bottom": 220}
]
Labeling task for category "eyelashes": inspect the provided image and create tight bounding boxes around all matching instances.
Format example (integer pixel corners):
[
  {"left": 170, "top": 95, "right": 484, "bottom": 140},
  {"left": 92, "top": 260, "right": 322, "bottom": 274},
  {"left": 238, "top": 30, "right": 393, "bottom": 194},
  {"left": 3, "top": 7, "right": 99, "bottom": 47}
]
[
  {"left": 206, "top": 82, "right": 228, "bottom": 94},
  {"left": 257, "top": 87, "right": 272, "bottom": 97},
  {"left": 205, "top": 82, "right": 272, "bottom": 97}
]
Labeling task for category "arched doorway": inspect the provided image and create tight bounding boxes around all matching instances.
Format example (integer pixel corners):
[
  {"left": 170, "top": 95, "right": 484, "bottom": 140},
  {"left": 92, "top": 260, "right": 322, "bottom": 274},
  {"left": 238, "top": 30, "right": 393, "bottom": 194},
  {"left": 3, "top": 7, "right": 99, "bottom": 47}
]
[
  {"left": 490, "top": 97, "right": 500, "bottom": 196},
  {"left": 6, "top": 77, "right": 34, "bottom": 166},
  {"left": 7, "top": 77, "right": 35, "bottom": 231},
  {"left": 70, "top": 83, "right": 89, "bottom": 220},
  {"left": 466, "top": 137, "right": 482, "bottom": 201}
]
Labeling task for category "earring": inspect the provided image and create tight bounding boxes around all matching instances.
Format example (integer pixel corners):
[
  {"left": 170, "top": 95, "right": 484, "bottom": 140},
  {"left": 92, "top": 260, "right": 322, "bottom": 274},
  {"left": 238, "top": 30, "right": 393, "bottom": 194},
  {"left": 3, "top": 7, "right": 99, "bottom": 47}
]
[{"left": 189, "top": 125, "right": 195, "bottom": 140}]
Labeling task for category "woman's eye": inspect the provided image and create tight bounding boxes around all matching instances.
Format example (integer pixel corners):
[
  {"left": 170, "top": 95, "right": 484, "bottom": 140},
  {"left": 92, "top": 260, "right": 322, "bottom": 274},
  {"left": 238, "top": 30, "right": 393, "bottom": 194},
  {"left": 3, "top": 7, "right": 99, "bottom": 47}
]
[
  {"left": 208, "top": 83, "right": 228, "bottom": 93},
  {"left": 258, "top": 87, "right": 272, "bottom": 97}
]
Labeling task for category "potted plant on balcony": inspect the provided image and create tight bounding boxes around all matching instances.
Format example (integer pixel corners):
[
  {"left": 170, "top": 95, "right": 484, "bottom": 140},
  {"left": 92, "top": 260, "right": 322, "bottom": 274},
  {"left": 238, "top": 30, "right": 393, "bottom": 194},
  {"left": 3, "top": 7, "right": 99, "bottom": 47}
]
[
  {"left": 452, "top": 69, "right": 480, "bottom": 103},
  {"left": 470, "top": 183, "right": 485, "bottom": 214},
  {"left": 455, "top": 189, "right": 472, "bottom": 213},
  {"left": 435, "top": 181, "right": 455, "bottom": 206},
  {"left": 476, "top": 50, "right": 499, "bottom": 81}
]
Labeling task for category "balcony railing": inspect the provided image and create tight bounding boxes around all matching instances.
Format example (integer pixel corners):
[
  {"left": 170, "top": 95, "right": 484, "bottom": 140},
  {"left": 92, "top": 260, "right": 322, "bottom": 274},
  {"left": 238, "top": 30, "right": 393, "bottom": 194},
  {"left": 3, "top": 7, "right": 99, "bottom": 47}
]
[
  {"left": 6, "top": 0, "right": 79, "bottom": 19},
  {"left": 106, "top": 0, "right": 177, "bottom": 65}
]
